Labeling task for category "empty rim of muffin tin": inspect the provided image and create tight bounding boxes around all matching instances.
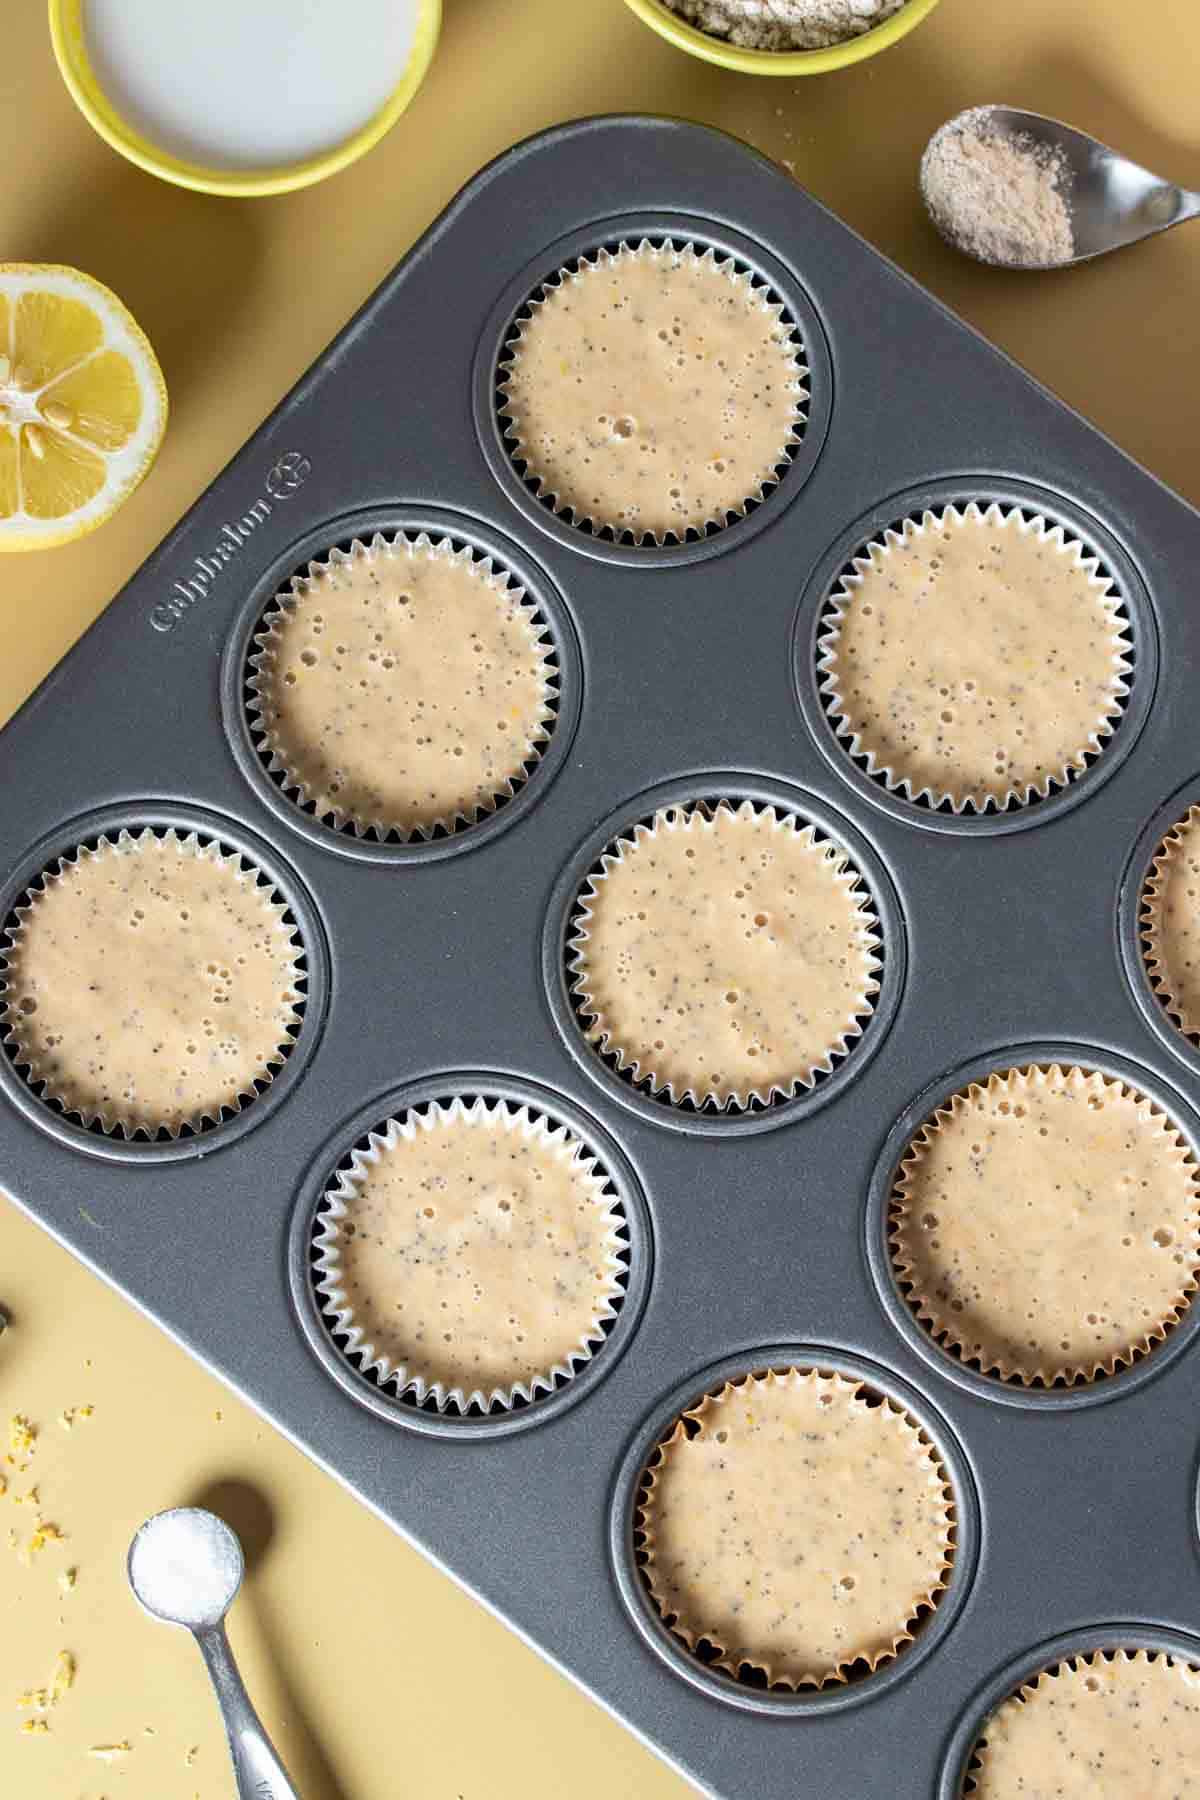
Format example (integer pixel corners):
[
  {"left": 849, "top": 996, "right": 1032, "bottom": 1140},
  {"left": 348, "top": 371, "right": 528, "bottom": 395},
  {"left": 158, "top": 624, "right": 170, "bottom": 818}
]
[
  {"left": 865, "top": 1041, "right": 1200, "bottom": 1410},
  {"left": 793, "top": 476, "right": 1158, "bottom": 836},
  {"left": 543, "top": 773, "right": 905, "bottom": 1136},
  {"left": 287, "top": 1070, "right": 653, "bottom": 1439},
  {"left": 1119, "top": 773, "right": 1200, "bottom": 1078},
  {"left": 0, "top": 802, "right": 329, "bottom": 1165},
  {"left": 939, "top": 1623, "right": 1200, "bottom": 1799},
  {"left": 473, "top": 213, "right": 833, "bottom": 567},
  {"left": 610, "top": 1344, "right": 979, "bottom": 1715},
  {"left": 220, "top": 506, "right": 583, "bottom": 865}
]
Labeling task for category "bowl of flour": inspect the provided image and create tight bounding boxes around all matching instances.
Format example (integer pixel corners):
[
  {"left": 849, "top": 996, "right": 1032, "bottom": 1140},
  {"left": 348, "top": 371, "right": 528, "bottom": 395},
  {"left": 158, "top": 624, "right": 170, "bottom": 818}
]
[{"left": 624, "top": 0, "right": 941, "bottom": 72}]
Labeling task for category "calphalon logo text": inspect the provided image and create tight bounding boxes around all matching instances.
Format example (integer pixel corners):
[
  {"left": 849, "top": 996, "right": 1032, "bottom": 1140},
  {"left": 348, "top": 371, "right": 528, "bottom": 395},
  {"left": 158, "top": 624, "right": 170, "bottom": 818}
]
[{"left": 149, "top": 451, "right": 312, "bottom": 633}]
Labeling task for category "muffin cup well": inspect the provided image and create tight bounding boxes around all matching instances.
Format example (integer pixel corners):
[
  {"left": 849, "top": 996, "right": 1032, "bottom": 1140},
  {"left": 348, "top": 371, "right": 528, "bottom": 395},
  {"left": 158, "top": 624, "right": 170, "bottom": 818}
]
[
  {"left": 1140, "top": 804, "right": 1200, "bottom": 1045},
  {"left": 311, "top": 1094, "right": 628, "bottom": 1414},
  {"left": 497, "top": 236, "right": 808, "bottom": 547},
  {"left": 247, "top": 530, "right": 558, "bottom": 843},
  {"left": 817, "top": 503, "right": 1132, "bottom": 816},
  {"left": 889, "top": 1063, "right": 1200, "bottom": 1389},
  {"left": 290, "top": 1074, "right": 653, "bottom": 1437},
  {"left": 637, "top": 1366, "right": 955, "bottom": 1691},
  {"left": 1, "top": 827, "right": 305, "bottom": 1141},
  {"left": 940, "top": 1629, "right": 1200, "bottom": 1800},
  {"left": 0, "top": 804, "right": 327, "bottom": 1162},
  {"left": 867, "top": 1045, "right": 1200, "bottom": 1410},
  {"left": 567, "top": 795, "right": 881, "bottom": 1115},
  {"left": 610, "top": 1346, "right": 979, "bottom": 1715}
]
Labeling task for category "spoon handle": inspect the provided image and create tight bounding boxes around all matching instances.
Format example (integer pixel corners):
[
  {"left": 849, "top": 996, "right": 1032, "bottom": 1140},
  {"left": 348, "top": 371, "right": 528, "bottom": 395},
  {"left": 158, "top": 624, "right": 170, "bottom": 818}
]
[{"left": 195, "top": 1621, "right": 300, "bottom": 1800}]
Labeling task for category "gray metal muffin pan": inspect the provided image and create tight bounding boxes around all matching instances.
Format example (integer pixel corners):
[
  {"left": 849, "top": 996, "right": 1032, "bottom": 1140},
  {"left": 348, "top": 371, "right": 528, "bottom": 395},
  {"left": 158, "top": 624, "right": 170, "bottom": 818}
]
[{"left": 3, "top": 116, "right": 1200, "bottom": 1797}]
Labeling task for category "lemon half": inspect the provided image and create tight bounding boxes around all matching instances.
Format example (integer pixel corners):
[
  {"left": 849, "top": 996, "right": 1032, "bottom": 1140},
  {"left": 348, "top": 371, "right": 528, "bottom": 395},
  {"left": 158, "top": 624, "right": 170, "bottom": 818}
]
[{"left": 0, "top": 264, "right": 167, "bottom": 552}]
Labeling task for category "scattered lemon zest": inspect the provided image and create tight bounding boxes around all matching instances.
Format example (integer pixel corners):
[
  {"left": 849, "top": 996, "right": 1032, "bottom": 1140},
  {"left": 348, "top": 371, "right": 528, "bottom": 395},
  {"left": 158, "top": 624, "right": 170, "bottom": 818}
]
[
  {"left": 58, "top": 1567, "right": 76, "bottom": 1593},
  {"left": 185, "top": 1745, "right": 198, "bottom": 1765},
  {"left": 50, "top": 1651, "right": 74, "bottom": 1702},
  {"left": 9, "top": 1415, "right": 35, "bottom": 1457},
  {"left": 88, "top": 1741, "right": 131, "bottom": 1761},
  {"left": 16, "top": 1689, "right": 49, "bottom": 1712},
  {"left": 20, "top": 1717, "right": 49, "bottom": 1735},
  {"left": 22, "top": 1520, "right": 66, "bottom": 1562},
  {"left": 77, "top": 1404, "right": 94, "bottom": 1419}
]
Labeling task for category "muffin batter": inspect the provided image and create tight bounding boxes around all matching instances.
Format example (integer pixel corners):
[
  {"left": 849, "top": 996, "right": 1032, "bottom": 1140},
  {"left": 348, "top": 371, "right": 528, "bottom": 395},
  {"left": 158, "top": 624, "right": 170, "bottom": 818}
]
[
  {"left": 819, "top": 505, "right": 1130, "bottom": 810},
  {"left": 501, "top": 242, "right": 805, "bottom": 541},
  {"left": 1142, "top": 805, "right": 1200, "bottom": 1041},
  {"left": 969, "top": 1649, "right": 1200, "bottom": 1798},
  {"left": 0, "top": 830, "right": 303, "bottom": 1136},
  {"left": 571, "top": 801, "right": 880, "bottom": 1106},
  {"left": 251, "top": 534, "right": 554, "bottom": 837},
  {"left": 891, "top": 1065, "right": 1200, "bottom": 1385},
  {"left": 316, "top": 1100, "right": 626, "bottom": 1404},
  {"left": 639, "top": 1368, "right": 954, "bottom": 1687}
]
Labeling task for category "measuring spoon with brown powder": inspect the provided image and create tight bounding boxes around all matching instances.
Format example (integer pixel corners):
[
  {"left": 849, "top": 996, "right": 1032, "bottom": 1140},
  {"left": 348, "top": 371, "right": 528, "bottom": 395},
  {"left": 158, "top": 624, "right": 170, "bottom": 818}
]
[{"left": 921, "top": 105, "right": 1200, "bottom": 269}]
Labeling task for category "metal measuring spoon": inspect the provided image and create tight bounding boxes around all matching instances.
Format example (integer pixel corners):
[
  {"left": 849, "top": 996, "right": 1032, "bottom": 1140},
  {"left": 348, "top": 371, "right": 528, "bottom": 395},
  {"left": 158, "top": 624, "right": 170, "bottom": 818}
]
[
  {"left": 128, "top": 1507, "right": 299, "bottom": 1800},
  {"left": 923, "top": 106, "right": 1200, "bottom": 268}
]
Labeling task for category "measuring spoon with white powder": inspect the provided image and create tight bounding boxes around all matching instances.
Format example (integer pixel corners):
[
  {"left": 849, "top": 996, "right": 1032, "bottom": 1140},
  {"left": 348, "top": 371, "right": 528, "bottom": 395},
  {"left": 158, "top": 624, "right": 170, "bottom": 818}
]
[
  {"left": 921, "top": 105, "right": 1200, "bottom": 268},
  {"left": 128, "top": 1507, "right": 300, "bottom": 1800}
]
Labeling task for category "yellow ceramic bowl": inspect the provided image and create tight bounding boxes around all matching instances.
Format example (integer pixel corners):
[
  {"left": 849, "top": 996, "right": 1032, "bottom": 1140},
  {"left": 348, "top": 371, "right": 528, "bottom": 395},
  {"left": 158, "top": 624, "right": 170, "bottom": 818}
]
[
  {"left": 623, "top": 0, "right": 940, "bottom": 74},
  {"left": 48, "top": 0, "right": 441, "bottom": 197}
]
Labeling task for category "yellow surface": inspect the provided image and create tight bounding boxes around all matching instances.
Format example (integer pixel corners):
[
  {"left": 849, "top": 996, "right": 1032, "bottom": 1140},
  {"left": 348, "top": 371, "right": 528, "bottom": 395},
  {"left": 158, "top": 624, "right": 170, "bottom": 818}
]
[
  {"left": 49, "top": 0, "right": 443, "bottom": 197},
  {"left": 1, "top": 2, "right": 1199, "bottom": 1796}
]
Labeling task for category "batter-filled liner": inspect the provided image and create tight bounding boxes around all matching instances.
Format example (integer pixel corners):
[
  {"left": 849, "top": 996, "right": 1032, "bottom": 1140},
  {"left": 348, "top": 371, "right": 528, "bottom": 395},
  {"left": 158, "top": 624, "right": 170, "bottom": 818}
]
[
  {"left": 635, "top": 1366, "right": 956, "bottom": 1691},
  {"left": 246, "top": 531, "right": 559, "bottom": 843},
  {"left": 817, "top": 503, "right": 1133, "bottom": 815},
  {"left": 310, "top": 1094, "right": 631, "bottom": 1417},
  {"left": 961, "top": 1647, "right": 1200, "bottom": 1797},
  {"left": 1141, "top": 804, "right": 1200, "bottom": 1048},
  {"left": 890, "top": 1064, "right": 1200, "bottom": 1387},
  {"left": 0, "top": 828, "right": 306, "bottom": 1141},
  {"left": 497, "top": 238, "right": 808, "bottom": 546},
  {"left": 567, "top": 797, "right": 882, "bottom": 1115}
]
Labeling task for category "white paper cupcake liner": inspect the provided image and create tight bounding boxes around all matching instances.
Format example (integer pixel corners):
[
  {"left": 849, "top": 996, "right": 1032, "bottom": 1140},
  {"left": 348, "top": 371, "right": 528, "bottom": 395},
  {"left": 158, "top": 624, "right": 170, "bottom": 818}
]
[
  {"left": 1140, "top": 805, "right": 1200, "bottom": 1044},
  {"left": 498, "top": 239, "right": 809, "bottom": 546},
  {"left": 247, "top": 532, "right": 558, "bottom": 843},
  {"left": 567, "top": 799, "right": 882, "bottom": 1113},
  {"left": 817, "top": 503, "right": 1133, "bottom": 814},
  {"left": 0, "top": 828, "right": 306, "bottom": 1140},
  {"left": 635, "top": 1366, "right": 956, "bottom": 1691},
  {"left": 311, "top": 1095, "right": 631, "bottom": 1416},
  {"left": 889, "top": 1065, "right": 1200, "bottom": 1387},
  {"left": 962, "top": 1648, "right": 1200, "bottom": 1795}
]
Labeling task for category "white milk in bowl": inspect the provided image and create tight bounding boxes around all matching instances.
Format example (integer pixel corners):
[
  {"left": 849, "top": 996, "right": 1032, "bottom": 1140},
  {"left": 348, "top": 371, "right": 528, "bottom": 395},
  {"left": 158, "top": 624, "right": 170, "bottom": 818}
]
[{"left": 83, "top": 0, "right": 422, "bottom": 173}]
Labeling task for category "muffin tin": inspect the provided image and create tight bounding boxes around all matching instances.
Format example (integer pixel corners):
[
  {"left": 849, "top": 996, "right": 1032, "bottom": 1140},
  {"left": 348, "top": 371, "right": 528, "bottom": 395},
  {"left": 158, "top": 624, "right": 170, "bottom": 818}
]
[{"left": 3, "top": 117, "right": 1200, "bottom": 1797}]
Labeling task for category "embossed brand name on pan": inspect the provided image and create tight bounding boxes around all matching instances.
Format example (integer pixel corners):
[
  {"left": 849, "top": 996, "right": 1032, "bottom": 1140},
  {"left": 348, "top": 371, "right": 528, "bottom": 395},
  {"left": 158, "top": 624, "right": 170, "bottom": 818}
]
[{"left": 150, "top": 452, "right": 312, "bottom": 633}]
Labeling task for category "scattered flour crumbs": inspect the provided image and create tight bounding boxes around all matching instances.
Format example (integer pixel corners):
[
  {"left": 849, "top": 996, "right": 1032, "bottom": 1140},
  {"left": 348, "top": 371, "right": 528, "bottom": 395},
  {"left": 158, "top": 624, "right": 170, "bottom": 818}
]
[
  {"left": 921, "top": 106, "right": 1075, "bottom": 266},
  {"left": 661, "top": 0, "right": 905, "bottom": 50}
]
